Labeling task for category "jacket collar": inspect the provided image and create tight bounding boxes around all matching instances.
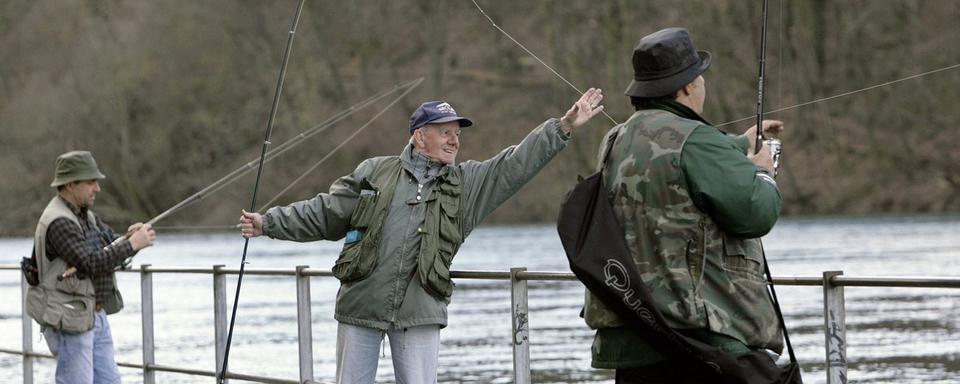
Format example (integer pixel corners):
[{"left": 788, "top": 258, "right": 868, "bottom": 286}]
[{"left": 401, "top": 144, "right": 450, "bottom": 183}]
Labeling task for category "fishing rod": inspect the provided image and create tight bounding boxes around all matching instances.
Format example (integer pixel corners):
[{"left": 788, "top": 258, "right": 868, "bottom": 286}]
[
  {"left": 753, "top": 0, "right": 770, "bottom": 154},
  {"left": 219, "top": 0, "right": 305, "bottom": 382},
  {"left": 754, "top": 0, "right": 799, "bottom": 370},
  {"left": 469, "top": 0, "right": 618, "bottom": 126}
]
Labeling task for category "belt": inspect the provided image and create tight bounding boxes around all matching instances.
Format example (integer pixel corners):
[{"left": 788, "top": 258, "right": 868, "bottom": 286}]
[{"left": 95, "top": 303, "right": 103, "bottom": 312}]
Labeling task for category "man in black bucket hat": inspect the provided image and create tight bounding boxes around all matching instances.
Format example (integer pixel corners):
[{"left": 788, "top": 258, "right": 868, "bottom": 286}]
[
  {"left": 26, "top": 150, "right": 156, "bottom": 383},
  {"left": 582, "top": 27, "right": 789, "bottom": 383}
]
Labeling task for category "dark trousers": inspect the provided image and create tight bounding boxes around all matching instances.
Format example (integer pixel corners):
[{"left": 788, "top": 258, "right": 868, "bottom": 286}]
[{"left": 615, "top": 359, "right": 717, "bottom": 384}]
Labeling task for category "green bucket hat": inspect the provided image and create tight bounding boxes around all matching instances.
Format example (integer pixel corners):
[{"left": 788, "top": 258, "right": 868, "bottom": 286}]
[{"left": 50, "top": 150, "right": 106, "bottom": 187}]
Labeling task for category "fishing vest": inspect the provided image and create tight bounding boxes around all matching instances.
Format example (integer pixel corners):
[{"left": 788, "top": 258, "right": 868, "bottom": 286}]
[
  {"left": 332, "top": 157, "right": 465, "bottom": 299},
  {"left": 584, "top": 110, "right": 783, "bottom": 352},
  {"left": 25, "top": 197, "right": 123, "bottom": 333}
]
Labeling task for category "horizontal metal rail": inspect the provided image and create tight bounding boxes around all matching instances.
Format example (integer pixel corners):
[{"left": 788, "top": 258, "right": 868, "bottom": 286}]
[
  {"left": 3, "top": 264, "right": 960, "bottom": 287},
  {"left": 2, "top": 263, "right": 960, "bottom": 384}
]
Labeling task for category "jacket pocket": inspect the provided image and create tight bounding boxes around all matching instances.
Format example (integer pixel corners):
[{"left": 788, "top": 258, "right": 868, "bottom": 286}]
[{"left": 721, "top": 234, "right": 764, "bottom": 278}]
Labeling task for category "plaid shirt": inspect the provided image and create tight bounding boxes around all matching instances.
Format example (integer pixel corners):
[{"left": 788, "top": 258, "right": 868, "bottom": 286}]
[{"left": 44, "top": 197, "right": 136, "bottom": 304}]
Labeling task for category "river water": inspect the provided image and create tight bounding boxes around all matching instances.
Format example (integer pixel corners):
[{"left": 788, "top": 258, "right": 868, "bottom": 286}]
[{"left": 1, "top": 215, "right": 959, "bottom": 383}]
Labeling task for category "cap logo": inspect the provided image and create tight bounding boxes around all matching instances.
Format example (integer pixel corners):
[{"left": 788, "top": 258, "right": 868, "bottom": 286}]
[{"left": 436, "top": 102, "right": 456, "bottom": 115}]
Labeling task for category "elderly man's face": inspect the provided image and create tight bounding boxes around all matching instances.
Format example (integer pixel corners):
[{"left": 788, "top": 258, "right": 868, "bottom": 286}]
[{"left": 414, "top": 121, "right": 461, "bottom": 164}]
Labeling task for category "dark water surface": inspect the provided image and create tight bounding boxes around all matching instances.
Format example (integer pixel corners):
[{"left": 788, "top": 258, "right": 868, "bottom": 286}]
[{"left": 1, "top": 215, "right": 959, "bottom": 383}]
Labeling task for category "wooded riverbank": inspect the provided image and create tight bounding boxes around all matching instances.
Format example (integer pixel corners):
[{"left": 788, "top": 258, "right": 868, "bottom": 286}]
[{"left": 2, "top": 0, "right": 958, "bottom": 236}]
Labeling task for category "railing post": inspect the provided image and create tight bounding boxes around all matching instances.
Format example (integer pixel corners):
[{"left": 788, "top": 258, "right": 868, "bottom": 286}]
[
  {"left": 213, "top": 265, "right": 228, "bottom": 383},
  {"left": 21, "top": 270, "right": 34, "bottom": 384},
  {"left": 823, "top": 271, "right": 847, "bottom": 384},
  {"left": 510, "top": 267, "right": 531, "bottom": 384},
  {"left": 295, "top": 265, "right": 314, "bottom": 382},
  {"left": 141, "top": 264, "right": 156, "bottom": 384}
]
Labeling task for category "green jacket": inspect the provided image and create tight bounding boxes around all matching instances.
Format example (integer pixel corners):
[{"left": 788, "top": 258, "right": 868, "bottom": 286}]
[
  {"left": 263, "top": 119, "right": 569, "bottom": 330},
  {"left": 587, "top": 109, "right": 783, "bottom": 368}
]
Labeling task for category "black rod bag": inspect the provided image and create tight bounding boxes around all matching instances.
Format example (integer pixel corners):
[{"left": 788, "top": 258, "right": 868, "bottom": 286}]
[{"left": 557, "top": 171, "right": 802, "bottom": 384}]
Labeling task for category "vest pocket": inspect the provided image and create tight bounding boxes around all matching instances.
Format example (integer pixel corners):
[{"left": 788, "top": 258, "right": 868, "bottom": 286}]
[
  {"left": 33, "top": 288, "right": 95, "bottom": 334},
  {"left": 423, "top": 249, "right": 455, "bottom": 299},
  {"left": 421, "top": 190, "right": 462, "bottom": 300},
  {"left": 349, "top": 187, "right": 379, "bottom": 229},
  {"left": 55, "top": 275, "right": 95, "bottom": 296},
  {"left": 333, "top": 186, "right": 381, "bottom": 282},
  {"left": 438, "top": 196, "right": 461, "bottom": 253}
]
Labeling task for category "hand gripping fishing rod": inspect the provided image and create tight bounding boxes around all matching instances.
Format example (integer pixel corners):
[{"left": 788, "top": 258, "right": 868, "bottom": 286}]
[{"left": 218, "top": 0, "right": 306, "bottom": 382}]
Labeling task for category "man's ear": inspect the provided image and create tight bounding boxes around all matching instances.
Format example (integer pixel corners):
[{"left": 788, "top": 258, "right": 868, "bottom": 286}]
[
  {"left": 679, "top": 84, "right": 691, "bottom": 97},
  {"left": 412, "top": 129, "right": 423, "bottom": 148}
]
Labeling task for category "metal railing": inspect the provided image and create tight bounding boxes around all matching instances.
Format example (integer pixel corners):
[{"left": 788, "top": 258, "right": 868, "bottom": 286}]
[{"left": 2, "top": 263, "right": 959, "bottom": 384}]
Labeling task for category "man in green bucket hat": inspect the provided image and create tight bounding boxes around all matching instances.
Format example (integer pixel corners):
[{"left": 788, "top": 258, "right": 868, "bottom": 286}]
[{"left": 26, "top": 150, "right": 156, "bottom": 383}]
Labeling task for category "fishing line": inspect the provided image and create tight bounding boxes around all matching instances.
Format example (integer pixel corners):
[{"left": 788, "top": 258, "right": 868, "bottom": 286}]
[
  {"left": 154, "top": 78, "right": 421, "bottom": 221},
  {"left": 152, "top": 225, "right": 236, "bottom": 231},
  {"left": 257, "top": 77, "right": 425, "bottom": 211},
  {"left": 718, "top": 62, "right": 960, "bottom": 127},
  {"left": 469, "top": 0, "right": 618, "bottom": 125},
  {"left": 149, "top": 78, "right": 423, "bottom": 230},
  {"left": 100, "top": 78, "right": 421, "bottom": 249}
]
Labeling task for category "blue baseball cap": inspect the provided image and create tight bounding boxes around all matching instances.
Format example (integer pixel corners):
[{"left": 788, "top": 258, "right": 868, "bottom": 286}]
[{"left": 409, "top": 101, "right": 474, "bottom": 133}]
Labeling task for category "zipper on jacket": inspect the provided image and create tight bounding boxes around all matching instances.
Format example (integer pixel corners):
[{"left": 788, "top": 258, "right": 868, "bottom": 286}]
[{"left": 390, "top": 188, "right": 415, "bottom": 323}]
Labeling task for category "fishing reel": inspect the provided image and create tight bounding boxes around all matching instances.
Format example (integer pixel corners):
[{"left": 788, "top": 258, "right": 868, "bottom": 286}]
[{"left": 763, "top": 138, "right": 782, "bottom": 177}]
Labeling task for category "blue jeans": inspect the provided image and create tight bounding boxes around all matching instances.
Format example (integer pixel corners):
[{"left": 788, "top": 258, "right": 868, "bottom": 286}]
[
  {"left": 43, "top": 309, "right": 121, "bottom": 384},
  {"left": 335, "top": 322, "right": 440, "bottom": 384}
]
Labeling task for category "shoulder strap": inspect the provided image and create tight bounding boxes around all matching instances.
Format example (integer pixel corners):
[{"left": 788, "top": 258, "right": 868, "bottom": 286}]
[
  {"left": 760, "top": 241, "right": 798, "bottom": 364},
  {"left": 598, "top": 126, "right": 622, "bottom": 174}
]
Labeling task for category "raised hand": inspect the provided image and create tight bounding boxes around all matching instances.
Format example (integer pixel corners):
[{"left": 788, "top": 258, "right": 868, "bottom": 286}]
[{"left": 559, "top": 88, "right": 605, "bottom": 134}]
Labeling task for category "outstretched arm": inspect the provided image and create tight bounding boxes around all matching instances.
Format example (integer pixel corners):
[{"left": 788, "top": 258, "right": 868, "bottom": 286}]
[
  {"left": 245, "top": 159, "right": 372, "bottom": 242},
  {"left": 461, "top": 89, "right": 605, "bottom": 235}
]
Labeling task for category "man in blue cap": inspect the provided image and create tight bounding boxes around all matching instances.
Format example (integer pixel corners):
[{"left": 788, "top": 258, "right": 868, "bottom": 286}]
[
  {"left": 584, "top": 27, "right": 787, "bottom": 383},
  {"left": 240, "top": 89, "right": 604, "bottom": 383}
]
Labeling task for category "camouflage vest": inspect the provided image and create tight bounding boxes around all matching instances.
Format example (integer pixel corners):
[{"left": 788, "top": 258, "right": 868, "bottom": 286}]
[
  {"left": 332, "top": 157, "right": 464, "bottom": 299},
  {"left": 584, "top": 110, "right": 783, "bottom": 352}
]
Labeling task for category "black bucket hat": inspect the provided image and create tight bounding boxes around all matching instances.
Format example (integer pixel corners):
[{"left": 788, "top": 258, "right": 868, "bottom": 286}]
[{"left": 624, "top": 27, "right": 711, "bottom": 98}]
